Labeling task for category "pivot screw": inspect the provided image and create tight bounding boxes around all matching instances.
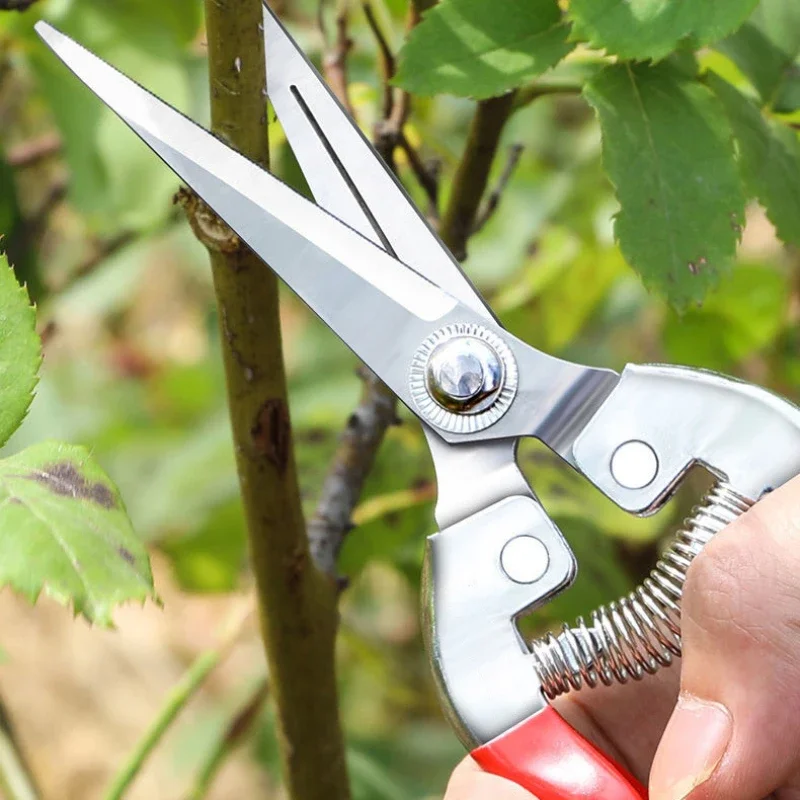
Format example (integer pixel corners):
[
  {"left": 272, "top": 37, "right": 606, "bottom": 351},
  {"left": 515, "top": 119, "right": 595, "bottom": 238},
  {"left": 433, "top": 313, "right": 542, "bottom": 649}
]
[
  {"left": 610, "top": 440, "right": 658, "bottom": 489},
  {"left": 425, "top": 337, "right": 504, "bottom": 414},
  {"left": 409, "top": 323, "right": 518, "bottom": 434}
]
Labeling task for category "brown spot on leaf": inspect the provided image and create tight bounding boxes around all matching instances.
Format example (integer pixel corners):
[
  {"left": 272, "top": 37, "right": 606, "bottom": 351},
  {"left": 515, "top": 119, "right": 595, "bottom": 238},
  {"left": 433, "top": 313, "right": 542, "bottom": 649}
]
[
  {"left": 251, "top": 399, "right": 291, "bottom": 473},
  {"left": 688, "top": 261, "right": 699, "bottom": 275},
  {"left": 28, "top": 462, "right": 117, "bottom": 509},
  {"left": 118, "top": 546, "right": 136, "bottom": 566}
]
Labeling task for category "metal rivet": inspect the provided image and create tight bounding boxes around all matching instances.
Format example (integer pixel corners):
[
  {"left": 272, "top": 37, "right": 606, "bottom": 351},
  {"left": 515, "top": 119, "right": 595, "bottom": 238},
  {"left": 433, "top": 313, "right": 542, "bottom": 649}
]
[
  {"left": 425, "top": 337, "right": 504, "bottom": 414},
  {"left": 610, "top": 440, "right": 658, "bottom": 489},
  {"left": 500, "top": 536, "right": 550, "bottom": 584}
]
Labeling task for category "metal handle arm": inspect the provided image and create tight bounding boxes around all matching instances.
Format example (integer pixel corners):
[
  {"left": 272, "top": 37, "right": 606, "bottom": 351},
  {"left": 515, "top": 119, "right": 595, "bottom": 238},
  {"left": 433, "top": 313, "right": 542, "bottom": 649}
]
[{"left": 574, "top": 364, "right": 800, "bottom": 513}]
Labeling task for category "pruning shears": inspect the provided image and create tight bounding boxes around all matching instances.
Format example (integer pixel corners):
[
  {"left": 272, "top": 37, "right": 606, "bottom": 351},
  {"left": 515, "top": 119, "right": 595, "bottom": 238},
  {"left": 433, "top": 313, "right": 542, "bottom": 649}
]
[{"left": 37, "top": 8, "right": 800, "bottom": 799}]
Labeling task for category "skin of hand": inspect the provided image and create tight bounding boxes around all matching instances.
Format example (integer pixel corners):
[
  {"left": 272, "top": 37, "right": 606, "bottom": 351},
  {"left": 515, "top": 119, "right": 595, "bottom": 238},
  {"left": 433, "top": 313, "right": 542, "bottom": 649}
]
[{"left": 443, "top": 474, "right": 800, "bottom": 800}]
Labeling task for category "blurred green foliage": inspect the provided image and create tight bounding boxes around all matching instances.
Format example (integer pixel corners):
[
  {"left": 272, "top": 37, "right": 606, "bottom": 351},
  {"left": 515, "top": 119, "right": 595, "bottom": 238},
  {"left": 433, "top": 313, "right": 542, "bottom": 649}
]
[{"left": 0, "top": 0, "right": 799, "bottom": 796}]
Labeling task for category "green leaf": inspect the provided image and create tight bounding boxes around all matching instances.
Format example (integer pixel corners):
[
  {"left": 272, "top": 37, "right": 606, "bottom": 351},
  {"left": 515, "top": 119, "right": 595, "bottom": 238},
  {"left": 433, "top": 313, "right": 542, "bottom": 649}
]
[
  {"left": 538, "top": 247, "right": 625, "bottom": 351},
  {"left": 709, "top": 74, "right": 800, "bottom": 247},
  {"left": 0, "top": 442, "right": 155, "bottom": 626},
  {"left": 394, "top": 0, "right": 574, "bottom": 99},
  {"left": 585, "top": 63, "right": 745, "bottom": 308},
  {"left": 663, "top": 263, "right": 788, "bottom": 370},
  {"left": 774, "top": 67, "right": 800, "bottom": 114},
  {"left": 0, "top": 255, "right": 40, "bottom": 447},
  {"left": 0, "top": 156, "right": 20, "bottom": 238},
  {"left": 0, "top": 154, "right": 42, "bottom": 298},
  {"left": 717, "top": 0, "right": 800, "bottom": 108},
  {"left": 568, "top": 0, "right": 759, "bottom": 62}
]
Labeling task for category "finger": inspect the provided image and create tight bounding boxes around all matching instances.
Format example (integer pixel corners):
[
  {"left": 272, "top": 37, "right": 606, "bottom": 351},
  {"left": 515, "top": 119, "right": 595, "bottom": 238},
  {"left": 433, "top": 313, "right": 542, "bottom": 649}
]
[
  {"left": 649, "top": 475, "right": 800, "bottom": 800},
  {"left": 555, "top": 663, "right": 679, "bottom": 784},
  {"left": 445, "top": 757, "right": 536, "bottom": 799}
]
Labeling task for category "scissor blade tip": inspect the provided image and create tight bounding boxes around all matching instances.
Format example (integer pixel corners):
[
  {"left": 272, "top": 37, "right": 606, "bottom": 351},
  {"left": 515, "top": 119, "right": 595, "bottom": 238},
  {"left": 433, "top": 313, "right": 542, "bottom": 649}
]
[
  {"left": 34, "top": 20, "right": 54, "bottom": 37},
  {"left": 34, "top": 20, "right": 72, "bottom": 52}
]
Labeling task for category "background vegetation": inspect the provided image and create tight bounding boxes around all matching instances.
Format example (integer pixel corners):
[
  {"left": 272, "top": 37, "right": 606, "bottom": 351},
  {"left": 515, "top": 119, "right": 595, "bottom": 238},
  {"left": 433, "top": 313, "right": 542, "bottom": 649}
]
[{"left": 0, "top": 0, "right": 799, "bottom": 798}]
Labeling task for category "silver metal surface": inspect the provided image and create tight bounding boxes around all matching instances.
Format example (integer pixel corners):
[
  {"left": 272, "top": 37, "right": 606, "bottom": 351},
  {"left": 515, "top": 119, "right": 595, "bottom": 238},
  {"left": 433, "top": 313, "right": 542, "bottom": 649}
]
[
  {"left": 610, "top": 440, "right": 659, "bottom": 490},
  {"left": 574, "top": 364, "right": 800, "bottom": 512},
  {"left": 423, "top": 496, "right": 576, "bottom": 747},
  {"left": 262, "top": 3, "right": 493, "bottom": 317},
  {"left": 531, "top": 483, "right": 751, "bottom": 696},
  {"left": 426, "top": 337, "right": 503, "bottom": 413},
  {"left": 410, "top": 324, "right": 517, "bottom": 433},
  {"left": 500, "top": 536, "right": 550, "bottom": 585}
]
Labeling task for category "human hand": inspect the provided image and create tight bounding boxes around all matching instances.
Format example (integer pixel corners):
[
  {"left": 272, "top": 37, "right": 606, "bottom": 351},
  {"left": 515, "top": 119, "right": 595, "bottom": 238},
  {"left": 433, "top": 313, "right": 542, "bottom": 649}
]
[{"left": 444, "top": 475, "right": 800, "bottom": 799}]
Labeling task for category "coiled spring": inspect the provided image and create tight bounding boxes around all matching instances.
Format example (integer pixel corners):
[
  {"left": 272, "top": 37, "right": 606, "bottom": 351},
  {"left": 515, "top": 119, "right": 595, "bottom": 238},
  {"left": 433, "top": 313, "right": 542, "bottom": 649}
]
[{"left": 531, "top": 482, "right": 753, "bottom": 698}]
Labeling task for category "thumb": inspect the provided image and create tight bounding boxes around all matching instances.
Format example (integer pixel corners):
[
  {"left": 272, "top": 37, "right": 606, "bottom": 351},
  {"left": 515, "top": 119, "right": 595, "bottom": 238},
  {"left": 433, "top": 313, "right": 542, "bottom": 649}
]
[{"left": 649, "top": 476, "right": 800, "bottom": 800}]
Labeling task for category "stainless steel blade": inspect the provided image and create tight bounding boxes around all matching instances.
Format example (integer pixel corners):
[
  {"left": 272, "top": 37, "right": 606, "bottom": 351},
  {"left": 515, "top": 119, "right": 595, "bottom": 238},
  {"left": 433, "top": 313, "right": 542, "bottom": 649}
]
[
  {"left": 262, "top": 3, "right": 493, "bottom": 319},
  {"left": 35, "top": 21, "right": 460, "bottom": 409}
]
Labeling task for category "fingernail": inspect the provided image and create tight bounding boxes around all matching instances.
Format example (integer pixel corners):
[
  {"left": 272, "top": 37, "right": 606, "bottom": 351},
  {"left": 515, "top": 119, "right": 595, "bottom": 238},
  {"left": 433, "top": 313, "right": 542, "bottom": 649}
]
[{"left": 650, "top": 693, "right": 732, "bottom": 800}]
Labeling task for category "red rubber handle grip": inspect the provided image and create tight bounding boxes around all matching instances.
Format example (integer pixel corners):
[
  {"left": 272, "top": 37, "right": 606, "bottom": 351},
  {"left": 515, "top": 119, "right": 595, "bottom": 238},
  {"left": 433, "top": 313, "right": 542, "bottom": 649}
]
[{"left": 472, "top": 707, "right": 648, "bottom": 799}]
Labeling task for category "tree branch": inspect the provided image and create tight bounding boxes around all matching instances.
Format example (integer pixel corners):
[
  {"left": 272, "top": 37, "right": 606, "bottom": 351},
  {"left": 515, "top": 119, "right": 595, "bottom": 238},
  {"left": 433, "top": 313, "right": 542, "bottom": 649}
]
[
  {"left": 308, "top": 368, "right": 398, "bottom": 580},
  {"left": 194, "top": 3, "right": 350, "bottom": 799},
  {"left": 319, "top": 0, "right": 355, "bottom": 116},
  {"left": 363, "top": 1, "right": 439, "bottom": 210},
  {"left": 0, "top": 0, "right": 41, "bottom": 10},
  {"left": 6, "top": 133, "right": 61, "bottom": 168},
  {"left": 362, "top": 1, "right": 395, "bottom": 120},
  {"left": 187, "top": 677, "right": 271, "bottom": 800},
  {"left": 472, "top": 142, "right": 523, "bottom": 234},
  {"left": 440, "top": 92, "right": 517, "bottom": 260},
  {"left": 513, "top": 80, "right": 582, "bottom": 111}
]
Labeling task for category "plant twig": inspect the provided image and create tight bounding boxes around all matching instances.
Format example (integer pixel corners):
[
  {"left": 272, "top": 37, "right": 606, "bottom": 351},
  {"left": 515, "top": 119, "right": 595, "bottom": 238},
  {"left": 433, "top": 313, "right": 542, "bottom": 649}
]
[
  {"left": 363, "top": 1, "right": 438, "bottom": 209},
  {"left": 55, "top": 207, "right": 183, "bottom": 293},
  {"left": 513, "top": 80, "right": 582, "bottom": 111},
  {"left": 25, "top": 176, "right": 68, "bottom": 240},
  {"left": 0, "top": 0, "right": 40, "bottom": 10},
  {"left": 0, "top": 700, "right": 40, "bottom": 800},
  {"left": 194, "top": 3, "right": 351, "bottom": 799},
  {"left": 319, "top": 0, "right": 355, "bottom": 116},
  {"left": 397, "top": 131, "right": 439, "bottom": 210},
  {"left": 104, "top": 604, "right": 252, "bottom": 800},
  {"left": 472, "top": 142, "right": 523, "bottom": 234},
  {"left": 362, "top": 1, "right": 394, "bottom": 119},
  {"left": 308, "top": 368, "right": 398, "bottom": 580},
  {"left": 440, "top": 92, "right": 517, "bottom": 260},
  {"left": 186, "top": 677, "right": 270, "bottom": 800},
  {"left": 6, "top": 133, "right": 61, "bottom": 168}
]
